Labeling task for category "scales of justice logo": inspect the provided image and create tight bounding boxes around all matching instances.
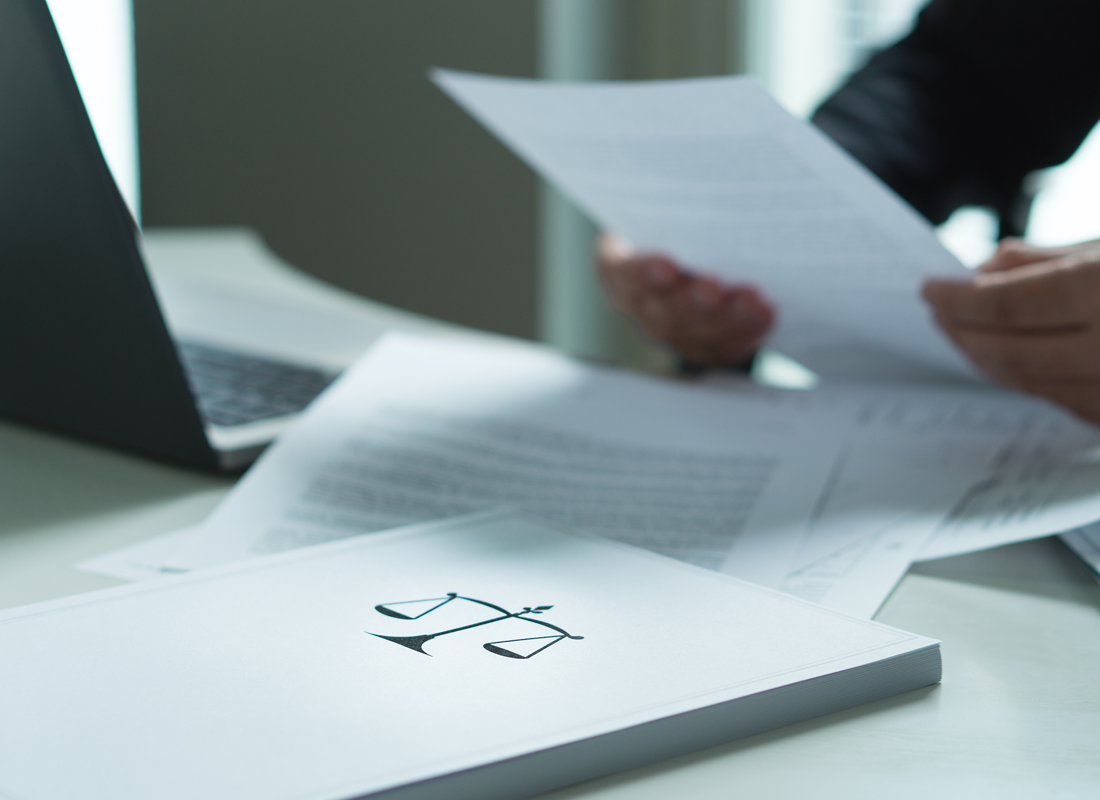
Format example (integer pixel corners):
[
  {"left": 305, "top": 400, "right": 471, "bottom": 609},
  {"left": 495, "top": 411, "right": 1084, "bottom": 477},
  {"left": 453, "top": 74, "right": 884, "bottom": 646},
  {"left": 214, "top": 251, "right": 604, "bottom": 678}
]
[{"left": 366, "top": 592, "right": 584, "bottom": 659}]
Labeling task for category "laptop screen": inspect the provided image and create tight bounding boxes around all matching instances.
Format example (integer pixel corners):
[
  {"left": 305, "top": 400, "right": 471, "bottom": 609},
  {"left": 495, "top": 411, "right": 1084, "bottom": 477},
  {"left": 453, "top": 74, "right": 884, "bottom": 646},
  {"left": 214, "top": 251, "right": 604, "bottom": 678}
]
[{"left": 0, "top": 0, "right": 215, "bottom": 469}]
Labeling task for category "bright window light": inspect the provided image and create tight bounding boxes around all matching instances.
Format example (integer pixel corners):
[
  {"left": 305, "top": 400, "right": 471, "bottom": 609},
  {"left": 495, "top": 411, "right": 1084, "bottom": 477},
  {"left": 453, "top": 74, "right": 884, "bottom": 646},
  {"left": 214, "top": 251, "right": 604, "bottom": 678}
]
[
  {"left": 936, "top": 207, "right": 998, "bottom": 267},
  {"left": 46, "top": 0, "right": 140, "bottom": 223},
  {"left": 1028, "top": 126, "right": 1100, "bottom": 248},
  {"left": 746, "top": 0, "right": 925, "bottom": 118}
]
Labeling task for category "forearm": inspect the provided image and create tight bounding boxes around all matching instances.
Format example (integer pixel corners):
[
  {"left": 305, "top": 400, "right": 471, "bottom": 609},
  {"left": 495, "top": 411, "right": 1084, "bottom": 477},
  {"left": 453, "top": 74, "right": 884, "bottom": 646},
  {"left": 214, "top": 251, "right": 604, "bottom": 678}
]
[{"left": 812, "top": 0, "right": 1100, "bottom": 226}]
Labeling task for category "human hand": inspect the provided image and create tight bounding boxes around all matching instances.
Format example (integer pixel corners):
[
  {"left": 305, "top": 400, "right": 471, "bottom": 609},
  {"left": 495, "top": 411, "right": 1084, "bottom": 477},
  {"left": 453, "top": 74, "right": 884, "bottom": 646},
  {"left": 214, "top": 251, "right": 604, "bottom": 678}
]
[
  {"left": 922, "top": 238, "right": 1100, "bottom": 424},
  {"left": 597, "top": 234, "right": 775, "bottom": 368}
]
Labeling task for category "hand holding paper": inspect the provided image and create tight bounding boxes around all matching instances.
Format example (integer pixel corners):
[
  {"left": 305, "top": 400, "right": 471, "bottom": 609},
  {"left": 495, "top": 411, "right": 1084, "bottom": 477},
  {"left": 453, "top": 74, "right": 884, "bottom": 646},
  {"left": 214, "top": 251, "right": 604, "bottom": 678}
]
[
  {"left": 432, "top": 69, "right": 971, "bottom": 378},
  {"left": 598, "top": 233, "right": 775, "bottom": 367},
  {"left": 923, "top": 237, "right": 1100, "bottom": 423}
]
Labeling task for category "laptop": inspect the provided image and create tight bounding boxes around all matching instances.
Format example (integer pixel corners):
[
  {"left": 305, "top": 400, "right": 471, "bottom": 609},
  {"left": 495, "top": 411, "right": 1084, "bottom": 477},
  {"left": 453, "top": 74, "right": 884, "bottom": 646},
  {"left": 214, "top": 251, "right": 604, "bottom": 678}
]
[{"left": 0, "top": 0, "right": 343, "bottom": 471}]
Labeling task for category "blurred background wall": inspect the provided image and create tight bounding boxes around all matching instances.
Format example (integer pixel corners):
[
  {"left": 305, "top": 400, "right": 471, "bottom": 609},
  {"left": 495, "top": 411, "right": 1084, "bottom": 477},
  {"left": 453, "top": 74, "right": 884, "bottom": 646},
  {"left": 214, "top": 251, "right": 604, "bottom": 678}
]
[{"left": 133, "top": 0, "right": 541, "bottom": 340}]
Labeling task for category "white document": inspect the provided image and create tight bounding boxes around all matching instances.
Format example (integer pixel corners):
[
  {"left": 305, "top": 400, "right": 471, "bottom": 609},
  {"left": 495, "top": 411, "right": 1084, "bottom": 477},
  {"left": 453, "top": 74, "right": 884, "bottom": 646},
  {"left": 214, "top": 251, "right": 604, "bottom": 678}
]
[
  {"left": 1, "top": 512, "right": 940, "bottom": 800},
  {"left": 720, "top": 381, "right": 1100, "bottom": 616},
  {"left": 143, "top": 228, "right": 390, "bottom": 371},
  {"left": 82, "top": 335, "right": 1100, "bottom": 619},
  {"left": 76, "top": 527, "right": 197, "bottom": 582},
  {"left": 153, "top": 277, "right": 386, "bottom": 373},
  {"left": 918, "top": 423, "right": 1100, "bottom": 561},
  {"left": 432, "top": 69, "right": 971, "bottom": 377},
  {"left": 722, "top": 384, "right": 1010, "bottom": 615},
  {"left": 170, "top": 333, "right": 849, "bottom": 574},
  {"left": 778, "top": 511, "right": 949, "bottom": 619},
  {"left": 156, "top": 334, "right": 1100, "bottom": 619}
]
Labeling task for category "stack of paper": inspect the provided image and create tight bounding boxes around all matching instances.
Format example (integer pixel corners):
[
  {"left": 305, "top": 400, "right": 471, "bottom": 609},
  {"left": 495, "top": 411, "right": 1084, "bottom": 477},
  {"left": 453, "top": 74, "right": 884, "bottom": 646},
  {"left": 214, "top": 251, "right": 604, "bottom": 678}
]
[
  {"left": 3, "top": 513, "right": 940, "bottom": 800},
  {"left": 82, "top": 334, "right": 1100, "bottom": 617}
]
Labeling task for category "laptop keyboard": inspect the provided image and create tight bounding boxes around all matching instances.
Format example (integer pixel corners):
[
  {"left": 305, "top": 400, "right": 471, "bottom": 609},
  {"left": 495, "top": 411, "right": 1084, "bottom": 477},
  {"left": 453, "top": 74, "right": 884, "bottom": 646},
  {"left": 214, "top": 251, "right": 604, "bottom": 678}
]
[{"left": 176, "top": 340, "right": 339, "bottom": 427}]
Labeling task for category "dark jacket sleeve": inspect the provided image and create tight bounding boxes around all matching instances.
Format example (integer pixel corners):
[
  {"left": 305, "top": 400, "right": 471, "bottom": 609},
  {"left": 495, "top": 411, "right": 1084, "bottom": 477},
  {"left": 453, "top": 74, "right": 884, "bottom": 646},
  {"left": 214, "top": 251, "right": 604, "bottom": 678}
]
[{"left": 812, "top": 0, "right": 1100, "bottom": 229}]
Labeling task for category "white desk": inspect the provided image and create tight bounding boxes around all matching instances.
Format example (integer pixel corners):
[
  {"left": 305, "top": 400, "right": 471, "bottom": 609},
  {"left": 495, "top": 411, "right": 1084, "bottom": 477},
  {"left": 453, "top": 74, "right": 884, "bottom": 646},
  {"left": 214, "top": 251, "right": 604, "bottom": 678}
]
[{"left": 2, "top": 230, "right": 1098, "bottom": 799}]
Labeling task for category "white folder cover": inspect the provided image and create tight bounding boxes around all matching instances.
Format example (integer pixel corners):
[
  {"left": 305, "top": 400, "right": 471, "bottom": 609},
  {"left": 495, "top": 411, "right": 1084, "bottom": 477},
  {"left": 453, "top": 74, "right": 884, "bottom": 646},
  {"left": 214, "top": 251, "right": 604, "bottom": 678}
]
[{"left": 0, "top": 513, "right": 939, "bottom": 800}]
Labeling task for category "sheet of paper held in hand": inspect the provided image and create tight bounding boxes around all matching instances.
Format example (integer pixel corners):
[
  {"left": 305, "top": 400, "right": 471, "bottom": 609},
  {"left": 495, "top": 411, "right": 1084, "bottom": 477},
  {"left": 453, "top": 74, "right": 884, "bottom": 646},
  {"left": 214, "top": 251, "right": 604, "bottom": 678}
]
[{"left": 431, "top": 69, "right": 972, "bottom": 378}]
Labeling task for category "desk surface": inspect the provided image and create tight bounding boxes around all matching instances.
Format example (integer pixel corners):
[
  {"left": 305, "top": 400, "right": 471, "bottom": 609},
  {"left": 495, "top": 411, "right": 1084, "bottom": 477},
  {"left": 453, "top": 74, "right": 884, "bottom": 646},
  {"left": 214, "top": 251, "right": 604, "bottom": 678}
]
[{"left": 2, "top": 229, "right": 1098, "bottom": 800}]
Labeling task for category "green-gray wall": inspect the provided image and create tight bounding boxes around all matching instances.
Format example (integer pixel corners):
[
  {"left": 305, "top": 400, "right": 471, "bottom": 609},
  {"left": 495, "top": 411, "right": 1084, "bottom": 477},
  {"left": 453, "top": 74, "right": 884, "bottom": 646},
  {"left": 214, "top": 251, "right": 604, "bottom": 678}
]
[
  {"left": 135, "top": 1, "right": 744, "bottom": 347},
  {"left": 135, "top": 0, "right": 539, "bottom": 338}
]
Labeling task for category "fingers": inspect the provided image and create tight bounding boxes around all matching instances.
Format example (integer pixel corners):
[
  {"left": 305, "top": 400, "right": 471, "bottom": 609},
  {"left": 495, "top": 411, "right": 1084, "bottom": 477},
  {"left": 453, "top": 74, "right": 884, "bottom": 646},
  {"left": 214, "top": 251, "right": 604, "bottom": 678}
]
[
  {"left": 599, "top": 238, "right": 686, "bottom": 307},
  {"left": 971, "top": 240, "right": 1100, "bottom": 408},
  {"left": 628, "top": 271, "right": 773, "bottom": 365},
  {"left": 597, "top": 233, "right": 775, "bottom": 366},
  {"left": 935, "top": 320, "right": 1100, "bottom": 386},
  {"left": 922, "top": 251, "right": 1100, "bottom": 331},
  {"left": 935, "top": 316, "right": 1100, "bottom": 424},
  {"left": 926, "top": 241, "right": 1100, "bottom": 423},
  {"left": 977, "top": 237, "right": 1100, "bottom": 273},
  {"left": 661, "top": 285, "right": 774, "bottom": 366}
]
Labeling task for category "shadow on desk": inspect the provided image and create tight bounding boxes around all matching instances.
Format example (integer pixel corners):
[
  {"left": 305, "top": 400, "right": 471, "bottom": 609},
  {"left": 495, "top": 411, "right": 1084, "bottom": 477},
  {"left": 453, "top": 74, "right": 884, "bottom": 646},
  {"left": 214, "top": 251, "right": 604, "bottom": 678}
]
[
  {"left": 0, "top": 419, "right": 233, "bottom": 609},
  {"left": 0, "top": 419, "right": 229, "bottom": 534},
  {"left": 911, "top": 538, "right": 1100, "bottom": 609},
  {"left": 545, "top": 685, "right": 941, "bottom": 799}
]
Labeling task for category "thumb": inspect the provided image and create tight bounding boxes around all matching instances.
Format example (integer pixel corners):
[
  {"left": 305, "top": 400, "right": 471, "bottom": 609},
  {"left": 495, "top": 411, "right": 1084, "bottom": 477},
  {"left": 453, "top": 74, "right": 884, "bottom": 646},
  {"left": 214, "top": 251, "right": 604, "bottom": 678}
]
[{"left": 977, "top": 238, "right": 1047, "bottom": 273}]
